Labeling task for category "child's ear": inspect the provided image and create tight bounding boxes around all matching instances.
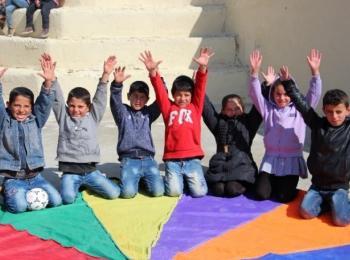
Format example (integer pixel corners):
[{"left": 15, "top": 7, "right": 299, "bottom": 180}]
[{"left": 6, "top": 101, "right": 9, "bottom": 107}]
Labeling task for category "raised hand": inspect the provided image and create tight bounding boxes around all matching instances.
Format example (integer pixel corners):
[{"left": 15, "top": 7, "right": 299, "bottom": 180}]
[
  {"left": 193, "top": 47, "right": 215, "bottom": 72},
  {"left": 139, "top": 50, "right": 162, "bottom": 76},
  {"left": 279, "top": 65, "right": 290, "bottom": 81},
  {"left": 261, "top": 66, "right": 276, "bottom": 86},
  {"left": 113, "top": 66, "right": 131, "bottom": 84},
  {"left": 38, "top": 53, "right": 56, "bottom": 88},
  {"left": 0, "top": 67, "right": 7, "bottom": 79},
  {"left": 307, "top": 48, "right": 322, "bottom": 76},
  {"left": 249, "top": 50, "right": 262, "bottom": 76},
  {"left": 101, "top": 55, "right": 117, "bottom": 83}
]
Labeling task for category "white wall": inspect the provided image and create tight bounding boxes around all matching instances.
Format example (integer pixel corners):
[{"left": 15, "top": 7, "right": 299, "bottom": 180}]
[{"left": 225, "top": 0, "right": 350, "bottom": 108}]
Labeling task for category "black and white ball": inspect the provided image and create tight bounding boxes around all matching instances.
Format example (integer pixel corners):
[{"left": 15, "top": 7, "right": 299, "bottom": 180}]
[{"left": 26, "top": 188, "right": 49, "bottom": 211}]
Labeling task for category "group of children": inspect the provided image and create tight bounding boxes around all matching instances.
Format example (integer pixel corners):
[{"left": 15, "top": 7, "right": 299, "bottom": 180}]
[
  {"left": 0, "top": 47, "right": 349, "bottom": 227},
  {"left": 0, "top": 0, "right": 63, "bottom": 38}
]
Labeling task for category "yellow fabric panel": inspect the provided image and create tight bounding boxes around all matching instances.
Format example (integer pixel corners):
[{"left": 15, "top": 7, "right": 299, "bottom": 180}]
[{"left": 83, "top": 192, "right": 179, "bottom": 260}]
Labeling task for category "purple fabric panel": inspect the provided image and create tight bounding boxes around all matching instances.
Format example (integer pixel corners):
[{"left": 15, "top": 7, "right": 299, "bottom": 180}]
[{"left": 151, "top": 195, "right": 280, "bottom": 260}]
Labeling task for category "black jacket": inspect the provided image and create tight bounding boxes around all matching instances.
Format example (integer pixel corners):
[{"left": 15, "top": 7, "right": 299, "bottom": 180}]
[
  {"left": 283, "top": 80, "right": 350, "bottom": 190},
  {"left": 203, "top": 95, "right": 262, "bottom": 183}
]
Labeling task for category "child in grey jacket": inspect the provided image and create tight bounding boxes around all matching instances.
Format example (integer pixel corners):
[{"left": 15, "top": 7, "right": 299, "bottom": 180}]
[{"left": 48, "top": 54, "right": 120, "bottom": 204}]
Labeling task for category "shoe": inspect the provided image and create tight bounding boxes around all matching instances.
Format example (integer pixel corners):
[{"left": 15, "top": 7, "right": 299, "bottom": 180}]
[
  {"left": 39, "top": 28, "right": 49, "bottom": 39},
  {"left": 7, "top": 28, "right": 15, "bottom": 37},
  {"left": 22, "top": 26, "right": 34, "bottom": 36}
]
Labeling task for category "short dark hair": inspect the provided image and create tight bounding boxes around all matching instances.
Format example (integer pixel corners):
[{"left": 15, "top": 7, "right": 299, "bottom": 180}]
[
  {"left": 9, "top": 87, "right": 34, "bottom": 107},
  {"left": 323, "top": 89, "right": 349, "bottom": 108},
  {"left": 221, "top": 94, "right": 245, "bottom": 113},
  {"left": 67, "top": 87, "right": 91, "bottom": 106},
  {"left": 128, "top": 81, "right": 149, "bottom": 97},
  {"left": 171, "top": 75, "right": 194, "bottom": 96}
]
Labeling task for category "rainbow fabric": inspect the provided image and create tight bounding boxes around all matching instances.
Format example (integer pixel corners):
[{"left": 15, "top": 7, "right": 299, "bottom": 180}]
[{"left": 0, "top": 191, "right": 349, "bottom": 259}]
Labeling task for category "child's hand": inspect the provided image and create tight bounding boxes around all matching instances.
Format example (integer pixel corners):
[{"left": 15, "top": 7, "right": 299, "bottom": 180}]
[
  {"left": 279, "top": 65, "right": 290, "bottom": 81},
  {"left": 249, "top": 50, "right": 262, "bottom": 77},
  {"left": 139, "top": 50, "right": 162, "bottom": 77},
  {"left": 193, "top": 47, "right": 215, "bottom": 72},
  {"left": 307, "top": 48, "right": 322, "bottom": 76},
  {"left": 102, "top": 55, "right": 117, "bottom": 83},
  {"left": 0, "top": 67, "right": 7, "bottom": 79},
  {"left": 113, "top": 66, "right": 131, "bottom": 84},
  {"left": 38, "top": 53, "right": 56, "bottom": 88},
  {"left": 261, "top": 66, "right": 276, "bottom": 86}
]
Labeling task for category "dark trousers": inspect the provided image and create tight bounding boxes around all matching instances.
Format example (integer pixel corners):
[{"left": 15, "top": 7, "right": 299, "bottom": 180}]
[
  {"left": 26, "top": 1, "right": 57, "bottom": 29},
  {"left": 255, "top": 171, "right": 299, "bottom": 203},
  {"left": 210, "top": 180, "right": 248, "bottom": 197}
]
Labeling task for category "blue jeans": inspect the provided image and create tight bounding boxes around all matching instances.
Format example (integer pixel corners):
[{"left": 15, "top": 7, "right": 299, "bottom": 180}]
[
  {"left": 5, "top": 0, "right": 29, "bottom": 28},
  {"left": 300, "top": 186, "right": 350, "bottom": 226},
  {"left": 60, "top": 170, "right": 120, "bottom": 204},
  {"left": 3, "top": 173, "right": 62, "bottom": 213},
  {"left": 120, "top": 157, "right": 164, "bottom": 198},
  {"left": 164, "top": 159, "right": 208, "bottom": 198}
]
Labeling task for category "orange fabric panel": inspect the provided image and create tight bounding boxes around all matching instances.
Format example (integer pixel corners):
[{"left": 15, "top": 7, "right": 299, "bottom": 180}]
[{"left": 175, "top": 192, "right": 350, "bottom": 260}]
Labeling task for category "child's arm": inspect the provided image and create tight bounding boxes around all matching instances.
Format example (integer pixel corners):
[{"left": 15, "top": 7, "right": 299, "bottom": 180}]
[
  {"left": 139, "top": 50, "right": 170, "bottom": 118},
  {"left": 305, "top": 49, "right": 322, "bottom": 108},
  {"left": 248, "top": 50, "right": 267, "bottom": 117},
  {"left": 280, "top": 67, "right": 320, "bottom": 128},
  {"left": 34, "top": 53, "right": 57, "bottom": 128},
  {"left": 202, "top": 94, "right": 219, "bottom": 134},
  {"left": 0, "top": 67, "right": 8, "bottom": 122},
  {"left": 91, "top": 55, "right": 117, "bottom": 122},
  {"left": 148, "top": 76, "right": 167, "bottom": 123},
  {"left": 110, "top": 66, "right": 131, "bottom": 125},
  {"left": 192, "top": 47, "right": 214, "bottom": 112}
]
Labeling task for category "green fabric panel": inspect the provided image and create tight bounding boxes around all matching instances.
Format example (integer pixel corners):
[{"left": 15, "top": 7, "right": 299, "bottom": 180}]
[
  {"left": 83, "top": 192, "right": 180, "bottom": 260},
  {"left": 0, "top": 194, "right": 126, "bottom": 260}
]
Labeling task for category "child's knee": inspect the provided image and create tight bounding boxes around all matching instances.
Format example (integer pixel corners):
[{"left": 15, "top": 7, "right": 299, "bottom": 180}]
[
  {"left": 62, "top": 192, "right": 76, "bottom": 205},
  {"left": 299, "top": 204, "right": 318, "bottom": 219}
]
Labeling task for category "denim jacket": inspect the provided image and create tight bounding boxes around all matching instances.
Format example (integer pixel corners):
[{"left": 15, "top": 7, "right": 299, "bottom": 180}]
[{"left": 0, "top": 81, "right": 56, "bottom": 171}]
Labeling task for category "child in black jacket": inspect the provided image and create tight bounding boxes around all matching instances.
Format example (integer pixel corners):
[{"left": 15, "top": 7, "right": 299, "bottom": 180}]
[{"left": 282, "top": 71, "right": 350, "bottom": 226}]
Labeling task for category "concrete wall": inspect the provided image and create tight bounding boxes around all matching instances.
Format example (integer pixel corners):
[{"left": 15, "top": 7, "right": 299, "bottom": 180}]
[{"left": 225, "top": 0, "right": 350, "bottom": 109}]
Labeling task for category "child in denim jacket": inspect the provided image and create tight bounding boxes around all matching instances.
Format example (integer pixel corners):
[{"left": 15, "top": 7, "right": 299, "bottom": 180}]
[
  {"left": 49, "top": 54, "right": 120, "bottom": 204},
  {"left": 139, "top": 48, "right": 214, "bottom": 197},
  {"left": 0, "top": 55, "right": 62, "bottom": 213},
  {"left": 110, "top": 66, "right": 164, "bottom": 198}
]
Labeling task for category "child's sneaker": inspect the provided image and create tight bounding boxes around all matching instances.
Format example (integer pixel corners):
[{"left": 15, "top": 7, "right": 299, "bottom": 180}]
[
  {"left": 22, "top": 26, "right": 34, "bottom": 36},
  {"left": 7, "top": 28, "right": 15, "bottom": 37},
  {"left": 39, "top": 28, "right": 49, "bottom": 39}
]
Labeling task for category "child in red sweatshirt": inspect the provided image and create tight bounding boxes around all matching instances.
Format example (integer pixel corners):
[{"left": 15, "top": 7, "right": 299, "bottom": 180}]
[{"left": 139, "top": 48, "right": 214, "bottom": 197}]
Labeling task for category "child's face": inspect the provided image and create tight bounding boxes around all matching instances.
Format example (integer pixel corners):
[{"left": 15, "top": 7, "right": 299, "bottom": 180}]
[
  {"left": 68, "top": 97, "right": 90, "bottom": 118},
  {"left": 222, "top": 98, "right": 243, "bottom": 117},
  {"left": 128, "top": 91, "right": 149, "bottom": 111},
  {"left": 273, "top": 84, "right": 291, "bottom": 108},
  {"left": 173, "top": 90, "right": 192, "bottom": 108},
  {"left": 323, "top": 103, "right": 350, "bottom": 127},
  {"left": 8, "top": 95, "right": 32, "bottom": 121}
]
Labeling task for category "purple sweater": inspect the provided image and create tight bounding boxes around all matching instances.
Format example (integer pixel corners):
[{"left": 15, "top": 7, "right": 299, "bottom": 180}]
[{"left": 249, "top": 75, "right": 322, "bottom": 157}]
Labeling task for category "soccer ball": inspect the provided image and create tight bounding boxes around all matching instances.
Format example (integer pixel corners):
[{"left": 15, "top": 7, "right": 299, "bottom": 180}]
[{"left": 26, "top": 188, "right": 49, "bottom": 211}]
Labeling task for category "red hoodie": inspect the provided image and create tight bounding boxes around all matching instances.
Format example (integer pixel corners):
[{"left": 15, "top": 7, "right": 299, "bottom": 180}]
[{"left": 150, "top": 70, "right": 208, "bottom": 160}]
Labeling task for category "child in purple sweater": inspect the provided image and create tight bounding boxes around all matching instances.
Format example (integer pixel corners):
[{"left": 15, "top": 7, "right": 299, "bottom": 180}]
[{"left": 249, "top": 49, "right": 322, "bottom": 202}]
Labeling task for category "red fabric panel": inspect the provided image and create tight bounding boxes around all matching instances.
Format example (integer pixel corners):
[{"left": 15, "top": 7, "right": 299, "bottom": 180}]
[{"left": 0, "top": 224, "right": 100, "bottom": 260}]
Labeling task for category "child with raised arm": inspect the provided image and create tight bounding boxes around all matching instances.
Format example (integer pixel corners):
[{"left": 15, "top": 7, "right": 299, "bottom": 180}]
[
  {"left": 0, "top": 56, "right": 62, "bottom": 213},
  {"left": 282, "top": 74, "right": 350, "bottom": 226},
  {"left": 139, "top": 48, "right": 214, "bottom": 197},
  {"left": 249, "top": 49, "right": 322, "bottom": 202},
  {"left": 51, "top": 54, "right": 120, "bottom": 204},
  {"left": 110, "top": 66, "right": 164, "bottom": 198}
]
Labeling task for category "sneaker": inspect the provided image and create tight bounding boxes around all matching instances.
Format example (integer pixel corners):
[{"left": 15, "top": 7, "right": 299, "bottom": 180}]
[
  {"left": 39, "top": 28, "right": 49, "bottom": 39},
  {"left": 22, "top": 26, "right": 34, "bottom": 36},
  {"left": 7, "top": 28, "right": 15, "bottom": 37}
]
